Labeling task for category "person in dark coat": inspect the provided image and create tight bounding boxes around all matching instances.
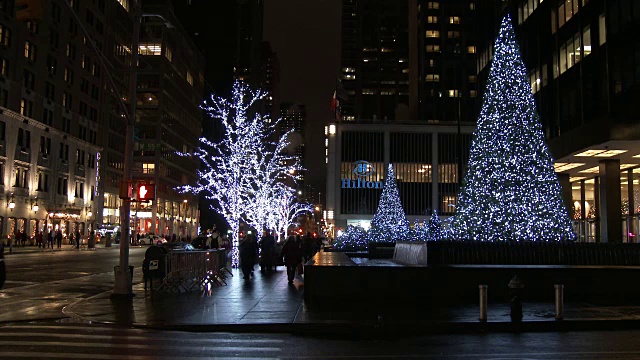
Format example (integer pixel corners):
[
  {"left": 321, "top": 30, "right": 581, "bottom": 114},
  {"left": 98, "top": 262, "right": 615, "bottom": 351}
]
[
  {"left": 282, "top": 235, "right": 302, "bottom": 284},
  {"left": 239, "top": 234, "right": 258, "bottom": 279},
  {"left": 0, "top": 242, "right": 5, "bottom": 289},
  {"left": 75, "top": 229, "right": 81, "bottom": 249},
  {"left": 259, "top": 230, "right": 276, "bottom": 273},
  {"left": 55, "top": 230, "right": 63, "bottom": 249}
]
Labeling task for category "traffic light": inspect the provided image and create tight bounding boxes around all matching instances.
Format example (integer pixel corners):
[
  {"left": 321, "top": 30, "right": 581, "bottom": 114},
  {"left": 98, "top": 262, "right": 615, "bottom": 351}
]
[
  {"left": 15, "top": 0, "right": 44, "bottom": 21},
  {"left": 137, "top": 183, "right": 155, "bottom": 201}
]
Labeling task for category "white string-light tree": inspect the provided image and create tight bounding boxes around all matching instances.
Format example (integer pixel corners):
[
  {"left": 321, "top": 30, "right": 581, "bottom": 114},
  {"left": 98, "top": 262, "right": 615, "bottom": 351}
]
[
  {"left": 178, "top": 81, "right": 303, "bottom": 266},
  {"left": 450, "top": 15, "right": 575, "bottom": 241},
  {"left": 267, "top": 186, "right": 313, "bottom": 241}
]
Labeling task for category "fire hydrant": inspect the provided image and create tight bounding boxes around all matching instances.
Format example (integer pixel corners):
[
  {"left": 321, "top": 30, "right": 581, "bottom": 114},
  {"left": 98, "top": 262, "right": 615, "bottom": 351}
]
[{"left": 508, "top": 275, "right": 524, "bottom": 322}]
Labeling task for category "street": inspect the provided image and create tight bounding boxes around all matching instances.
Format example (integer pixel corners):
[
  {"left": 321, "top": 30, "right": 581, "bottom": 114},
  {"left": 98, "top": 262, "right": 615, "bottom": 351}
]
[
  {"left": 0, "top": 246, "right": 146, "bottom": 322},
  {"left": 3, "top": 249, "right": 640, "bottom": 359},
  {"left": 2, "top": 322, "right": 640, "bottom": 359}
]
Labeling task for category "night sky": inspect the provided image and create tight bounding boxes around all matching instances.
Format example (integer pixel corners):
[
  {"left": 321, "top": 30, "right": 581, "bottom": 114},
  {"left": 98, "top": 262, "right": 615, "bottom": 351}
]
[{"left": 264, "top": 0, "right": 341, "bottom": 196}]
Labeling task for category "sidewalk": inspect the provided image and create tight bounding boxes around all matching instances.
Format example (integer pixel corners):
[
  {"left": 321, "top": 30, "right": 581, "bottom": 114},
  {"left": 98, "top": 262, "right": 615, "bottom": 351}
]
[
  {"left": 63, "top": 266, "right": 640, "bottom": 334},
  {"left": 3, "top": 244, "right": 129, "bottom": 255}
]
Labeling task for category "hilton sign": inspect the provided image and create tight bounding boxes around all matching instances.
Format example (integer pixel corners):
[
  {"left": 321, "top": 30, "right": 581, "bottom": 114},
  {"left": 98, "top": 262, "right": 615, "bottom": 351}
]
[{"left": 341, "top": 160, "right": 384, "bottom": 189}]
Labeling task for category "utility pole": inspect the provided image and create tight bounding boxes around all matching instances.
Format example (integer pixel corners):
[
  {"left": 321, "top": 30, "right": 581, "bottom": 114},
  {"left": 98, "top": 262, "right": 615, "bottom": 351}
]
[{"left": 113, "top": 0, "right": 141, "bottom": 296}]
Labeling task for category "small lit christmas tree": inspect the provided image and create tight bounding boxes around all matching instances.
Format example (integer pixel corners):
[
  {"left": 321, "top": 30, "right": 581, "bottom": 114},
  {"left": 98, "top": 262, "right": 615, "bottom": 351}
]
[
  {"left": 426, "top": 210, "right": 445, "bottom": 241},
  {"left": 408, "top": 219, "right": 428, "bottom": 241},
  {"left": 367, "top": 164, "right": 410, "bottom": 242},
  {"left": 334, "top": 225, "right": 368, "bottom": 250},
  {"left": 450, "top": 14, "right": 575, "bottom": 242}
]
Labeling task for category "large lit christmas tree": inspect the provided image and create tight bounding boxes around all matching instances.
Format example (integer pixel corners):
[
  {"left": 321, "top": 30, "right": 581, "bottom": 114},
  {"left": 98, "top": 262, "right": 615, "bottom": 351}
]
[
  {"left": 367, "top": 164, "right": 410, "bottom": 242},
  {"left": 450, "top": 14, "right": 575, "bottom": 242}
]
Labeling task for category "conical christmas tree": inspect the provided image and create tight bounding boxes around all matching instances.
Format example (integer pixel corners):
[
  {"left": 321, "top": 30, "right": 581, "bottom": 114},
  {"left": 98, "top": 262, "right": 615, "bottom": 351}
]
[
  {"left": 367, "top": 164, "right": 410, "bottom": 242},
  {"left": 426, "top": 210, "right": 445, "bottom": 241},
  {"left": 450, "top": 14, "right": 575, "bottom": 242}
]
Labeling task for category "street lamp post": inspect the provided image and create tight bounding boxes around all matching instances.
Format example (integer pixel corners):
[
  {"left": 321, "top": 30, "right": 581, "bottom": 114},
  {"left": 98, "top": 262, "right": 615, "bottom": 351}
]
[{"left": 113, "top": 0, "right": 141, "bottom": 296}]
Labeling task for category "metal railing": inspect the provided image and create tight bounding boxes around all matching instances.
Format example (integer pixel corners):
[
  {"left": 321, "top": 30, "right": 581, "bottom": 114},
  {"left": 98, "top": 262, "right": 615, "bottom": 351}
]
[{"left": 158, "top": 249, "right": 230, "bottom": 292}]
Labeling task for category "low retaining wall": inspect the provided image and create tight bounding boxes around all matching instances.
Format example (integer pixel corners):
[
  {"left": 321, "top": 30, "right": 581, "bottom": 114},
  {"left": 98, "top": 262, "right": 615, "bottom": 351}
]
[{"left": 304, "top": 252, "right": 640, "bottom": 311}]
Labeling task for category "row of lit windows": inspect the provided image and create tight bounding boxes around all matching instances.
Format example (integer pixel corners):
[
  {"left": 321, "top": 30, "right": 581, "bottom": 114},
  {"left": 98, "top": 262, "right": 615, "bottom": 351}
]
[
  {"left": 421, "top": 2, "right": 475, "bottom": 11},
  {"left": 552, "top": 25, "right": 592, "bottom": 78},
  {"left": 426, "top": 45, "right": 476, "bottom": 53},
  {"left": 552, "top": 0, "right": 589, "bottom": 33},
  {"left": 426, "top": 16, "right": 461, "bottom": 24},
  {"left": 426, "top": 30, "right": 463, "bottom": 39}
]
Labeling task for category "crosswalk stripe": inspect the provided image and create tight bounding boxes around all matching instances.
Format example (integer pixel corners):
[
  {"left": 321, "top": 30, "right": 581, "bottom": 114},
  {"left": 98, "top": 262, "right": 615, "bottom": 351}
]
[
  {"left": 0, "top": 332, "right": 285, "bottom": 343},
  {"left": 0, "top": 340, "right": 283, "bottom": 352},
  {"left": 0, "top": 352, "right": 276, "bottom": 360}
]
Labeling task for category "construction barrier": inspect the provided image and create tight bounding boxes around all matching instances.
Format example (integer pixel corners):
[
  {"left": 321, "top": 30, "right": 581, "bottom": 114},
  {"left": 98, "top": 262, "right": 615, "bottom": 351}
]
[{"left": 157, "top": 249, "right": 231, "bottom": 292}]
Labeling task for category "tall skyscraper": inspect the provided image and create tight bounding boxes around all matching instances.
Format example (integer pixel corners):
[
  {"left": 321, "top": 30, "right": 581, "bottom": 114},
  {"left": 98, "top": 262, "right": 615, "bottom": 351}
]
[
  {"left": 339, "top": 0, "right": 480, "bottom": 124},
  {"left": 340, "top": 0, "right": 410, "bottom": 122},
  {"left": 261, "top": 41, "right": 280, "bottom": 122},
  {"left": 132, "top": 0, "right": 205, "bottom": 237},
  {"left": 234, "top": 0, "right": 264, "bottom": 87}
]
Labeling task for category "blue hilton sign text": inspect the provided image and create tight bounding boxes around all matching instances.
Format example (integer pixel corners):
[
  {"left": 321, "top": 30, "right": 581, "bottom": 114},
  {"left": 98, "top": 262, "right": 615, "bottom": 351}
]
[{"left": 341, "top": 160, "right": 384, "bottom": 189}]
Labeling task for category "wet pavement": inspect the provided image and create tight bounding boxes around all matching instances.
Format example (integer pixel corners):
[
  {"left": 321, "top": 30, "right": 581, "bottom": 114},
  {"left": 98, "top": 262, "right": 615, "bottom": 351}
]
[{"left": 62, "top": 265, "right": 640, "bottom": 333}]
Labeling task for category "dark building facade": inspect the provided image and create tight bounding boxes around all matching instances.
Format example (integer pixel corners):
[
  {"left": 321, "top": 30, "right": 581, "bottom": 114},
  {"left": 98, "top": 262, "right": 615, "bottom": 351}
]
[
  {"left": 234, "top": 0, "right": 264, "bottom": 86},
  {"left": 130, "top": 0, "right": 204, "bottom": 238},
  {"left": 0, "top": 0, "right": 132, "bottom": 239},
  {"left": 341, "top": 0, "right": 410, "bottom": 122},
  {"left": 478, "top": 0, "right": 640, "bottom": 243},
  {"left": 339, "top": 0, "right": 481, "bottom": 124}
]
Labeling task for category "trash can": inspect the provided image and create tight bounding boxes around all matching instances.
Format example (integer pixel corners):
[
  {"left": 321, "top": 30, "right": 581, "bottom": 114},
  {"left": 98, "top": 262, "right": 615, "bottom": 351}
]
[
  {"left": 106, "top": 233, "right": 112, "bottom": 247},
  {"left": 143, "top": 246, "right": 167, "bottom": 290},
  {"left": 88, "top": 231, "right": 96, "bottom": 249},
  {"left": 114, "top": 265, "right": 134, "bottom": 282}
]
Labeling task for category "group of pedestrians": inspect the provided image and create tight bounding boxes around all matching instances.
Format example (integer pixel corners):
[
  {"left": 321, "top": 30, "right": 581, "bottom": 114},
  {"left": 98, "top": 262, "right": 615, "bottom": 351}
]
[{"left": 237, "top": 230, "right": 318, "bottom": 285}]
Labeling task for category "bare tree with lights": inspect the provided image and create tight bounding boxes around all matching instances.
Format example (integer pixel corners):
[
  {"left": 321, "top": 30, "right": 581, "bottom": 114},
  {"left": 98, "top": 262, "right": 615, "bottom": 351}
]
[{"left": 178, "top": 81, "right": 301, "bottom": 266}]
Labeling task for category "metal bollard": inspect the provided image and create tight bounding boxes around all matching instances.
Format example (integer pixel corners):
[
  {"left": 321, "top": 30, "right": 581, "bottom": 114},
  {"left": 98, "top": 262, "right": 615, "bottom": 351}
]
[
  {"left": 555, "top": 284, "right": 564, "bottom": 320},
  {"left": 479, "top": 284, "right": 488, "bottom": 322}
]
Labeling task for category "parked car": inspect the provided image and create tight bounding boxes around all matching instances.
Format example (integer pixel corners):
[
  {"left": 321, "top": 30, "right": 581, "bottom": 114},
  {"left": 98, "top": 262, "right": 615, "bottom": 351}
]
[{"left": 139, "top": 235, "right": 160, "bottom": 245}]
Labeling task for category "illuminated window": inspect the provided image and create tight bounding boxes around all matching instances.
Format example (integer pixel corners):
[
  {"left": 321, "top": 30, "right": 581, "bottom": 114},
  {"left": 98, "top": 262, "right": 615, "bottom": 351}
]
[
  {"left": 186, "top": 72, "right": 193, "bottom": 86},
  {"left": 426, "top": 45, "right": 440, "bottom": 52},
  {"left": 426, "top": 30, "right": 440, "bottom": 38},
  {"left": 447, "top": 31, "right": 460, "bottom": 38},
  {"left": 449, "top": 16, "right": 460, "bottom": 24},
  {"left": 467, "top": 46, "right": 476, "bottom": 54},
  {"left": 427, "top": 1, "right": 439, "bottom": 9},
  {"left": 427, "top": 16, "right": 438, "bottom": 23},
  {"left": 448, "top": 89, "right": 460, "bottom": 97},
  {"left": 24, "top": 41, "right": 36, "bottom": 61},
  {"left": 425, "top": 74, "right": 440, "bottom": 82},
  {"left": 468, "top": 75, "right": 477, "bottom": 82},
  {"left": 165, "top": 46, "right": 173, "bottom": 62},
  {"left": 143, "top": 163, "right": 155, "bottom": 174},
  {"left": 139, "top": 43, "right": 161, "bottom": 55}
]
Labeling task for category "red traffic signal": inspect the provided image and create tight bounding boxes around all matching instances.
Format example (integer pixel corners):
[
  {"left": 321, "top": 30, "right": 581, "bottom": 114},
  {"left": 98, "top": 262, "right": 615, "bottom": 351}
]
[{"left": 137, "top": 183, "right": 155, "bottom": 201}]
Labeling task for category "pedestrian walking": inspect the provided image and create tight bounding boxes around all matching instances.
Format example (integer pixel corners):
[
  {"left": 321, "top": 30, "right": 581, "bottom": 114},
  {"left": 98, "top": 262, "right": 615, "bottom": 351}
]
[
  {"left": 75, "top": 229, "right": 81, "bottom": 249},
  {"left": 239, "top": 234, "right": 258, "bottom": 280},
  {"left": 282, "top": 235, "right": 302, "bottom": 284},
  {"left": 259, "top": 230, "right": 276, "bottom": 273},
  {"left": 55, "top": 230, "right": 63, "bottom": 249},
  {"left": 36, "top": 231, "right": 43, "bottom": 248},
  {"left": 47, "top": 229, "right": 54, "bottom": 249}
]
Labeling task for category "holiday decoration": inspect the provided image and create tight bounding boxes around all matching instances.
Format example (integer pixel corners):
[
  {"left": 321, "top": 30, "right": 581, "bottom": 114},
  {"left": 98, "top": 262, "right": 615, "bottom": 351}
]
[
  {"left": 450, "top": 14, "right": 575, "bottom": 242},
  {"left": 407, "top": 219, "right": 427, "bottom": 242},
  {"left": 178, "top": 81, "right": 304, "bottom": 267},
  {"left": 426, "top": 210, "right": 445, "bottom": 241},
  {"left": 334, "top": 225, "right": 368, "bottom": 250},
  {"left": 367, "top": 164, "right": 410, "bottom": 243},
  {"left": 268, "top": 187, "right": 313, "bottom": 240}
]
